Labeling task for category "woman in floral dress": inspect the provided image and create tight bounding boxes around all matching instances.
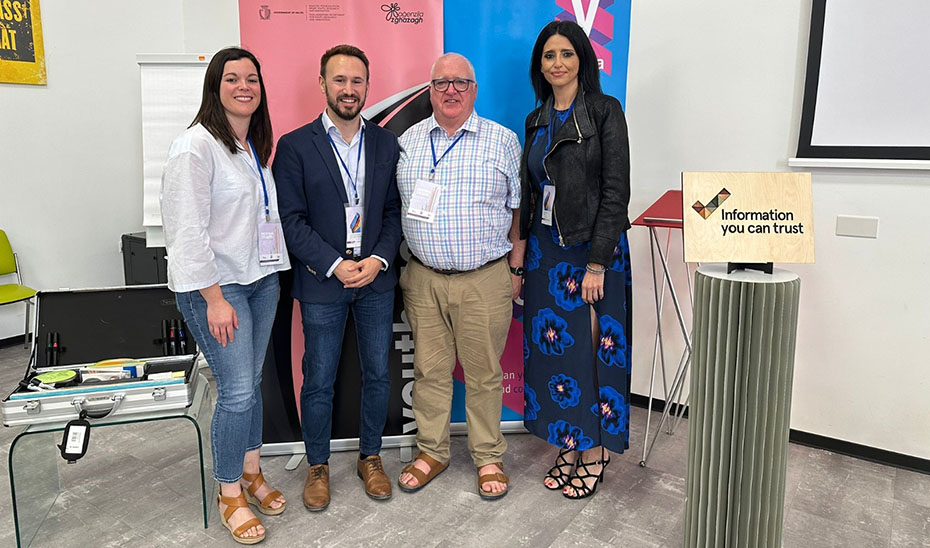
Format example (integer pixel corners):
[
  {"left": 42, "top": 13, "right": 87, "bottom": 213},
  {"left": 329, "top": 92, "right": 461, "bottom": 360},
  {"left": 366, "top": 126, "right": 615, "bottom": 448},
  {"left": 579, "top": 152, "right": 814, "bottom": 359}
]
[{"left": 518, "top": 20, "right": 633, "bottom": 500}]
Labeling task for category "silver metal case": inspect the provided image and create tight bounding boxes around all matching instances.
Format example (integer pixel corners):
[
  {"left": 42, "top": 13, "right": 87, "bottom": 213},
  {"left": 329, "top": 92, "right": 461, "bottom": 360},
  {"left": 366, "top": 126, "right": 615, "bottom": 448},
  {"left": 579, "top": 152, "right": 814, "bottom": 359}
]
[{"left": 2, "top": 285, "right": 200, "bottom": 426}]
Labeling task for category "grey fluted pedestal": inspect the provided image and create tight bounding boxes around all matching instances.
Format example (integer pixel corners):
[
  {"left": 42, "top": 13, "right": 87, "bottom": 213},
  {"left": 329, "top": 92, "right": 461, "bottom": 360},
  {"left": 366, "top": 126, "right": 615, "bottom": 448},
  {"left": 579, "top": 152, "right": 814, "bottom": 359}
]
[{"left": 683, "top": 265, "right": 801, "bottom": 548}]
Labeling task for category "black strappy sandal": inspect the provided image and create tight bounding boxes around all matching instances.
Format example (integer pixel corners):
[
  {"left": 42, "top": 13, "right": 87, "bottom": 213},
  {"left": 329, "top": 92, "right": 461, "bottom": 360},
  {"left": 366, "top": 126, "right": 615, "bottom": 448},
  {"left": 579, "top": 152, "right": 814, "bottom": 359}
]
[
  {"left": 544, "top": 448, "right": 578, "bottom": 490},
  {"left": 562, "top": 449, "right": 610, "bottom": 499}
]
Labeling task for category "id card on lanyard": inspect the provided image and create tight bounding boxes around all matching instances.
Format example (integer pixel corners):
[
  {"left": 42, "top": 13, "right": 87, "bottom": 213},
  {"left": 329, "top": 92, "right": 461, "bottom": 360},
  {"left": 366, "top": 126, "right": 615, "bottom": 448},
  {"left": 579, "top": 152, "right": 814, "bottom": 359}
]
[
  {"left": 345, "top": 205, "right": 363, "bottom": 248},
  {"left": 405, "top": 131, "right": 463, "bottom": 223},
  {"left": 249, "top": 140, "right": 284, "bottom": 265},
  {"left": 540, "top": 104, "right": 572, "bottom": 228},
  {"left": 541, "top": 185, "right": 555, "bottom": 226},
  {"left": 407, "top": 179, "right": 441, "bottom": 222},
  {"left": 330, "top": 130, "right": 365, "bottom": 250}
]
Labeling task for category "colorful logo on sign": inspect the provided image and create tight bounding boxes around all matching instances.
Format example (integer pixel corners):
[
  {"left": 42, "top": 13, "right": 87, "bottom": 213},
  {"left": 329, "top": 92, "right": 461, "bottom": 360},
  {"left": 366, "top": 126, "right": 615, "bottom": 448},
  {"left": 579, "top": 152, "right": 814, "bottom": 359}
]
[
  {"left": 556, "top": 0, "right": 614, "bottom": 75},
  {"left": 692, "top": 188, "right": 731, "bottom": 219}
]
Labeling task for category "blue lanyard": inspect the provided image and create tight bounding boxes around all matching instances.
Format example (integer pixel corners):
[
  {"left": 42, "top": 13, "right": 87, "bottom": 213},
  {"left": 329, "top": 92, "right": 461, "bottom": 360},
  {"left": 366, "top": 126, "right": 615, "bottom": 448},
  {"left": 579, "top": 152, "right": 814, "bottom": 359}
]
[
  {"left": 429, "top": 130, "right": 465, "bottom": 178},
  {"left": 546, "top": 102, "right": 575, "bottom": 153},
  {"left": 247, "top": 139, "right": 271, "bottom": 221},
  {"left": 328, "top": 126, "right": 365, "bottom": 205}
]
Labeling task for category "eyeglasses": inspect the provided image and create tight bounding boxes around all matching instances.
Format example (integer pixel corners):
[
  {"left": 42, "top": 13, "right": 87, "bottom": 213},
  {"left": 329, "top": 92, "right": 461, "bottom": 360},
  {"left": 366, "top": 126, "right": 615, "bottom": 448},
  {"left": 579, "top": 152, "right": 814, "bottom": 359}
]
[{"left": 430, "top": 78, "right": 474, "bottom": 92}]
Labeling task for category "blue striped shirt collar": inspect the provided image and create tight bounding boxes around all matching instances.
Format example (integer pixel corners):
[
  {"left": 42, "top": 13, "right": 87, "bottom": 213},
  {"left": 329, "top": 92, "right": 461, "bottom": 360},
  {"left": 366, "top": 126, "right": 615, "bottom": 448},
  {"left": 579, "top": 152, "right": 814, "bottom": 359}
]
[{"left": 426, "top": 110, "right": 481, "bottom": 137}]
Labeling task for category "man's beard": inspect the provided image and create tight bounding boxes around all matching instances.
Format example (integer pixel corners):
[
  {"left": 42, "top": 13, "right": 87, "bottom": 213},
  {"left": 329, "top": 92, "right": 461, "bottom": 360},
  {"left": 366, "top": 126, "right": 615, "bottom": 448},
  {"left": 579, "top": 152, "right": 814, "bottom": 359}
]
[{"left": 327, "top": 90, "right": 366, "bottom": 121}]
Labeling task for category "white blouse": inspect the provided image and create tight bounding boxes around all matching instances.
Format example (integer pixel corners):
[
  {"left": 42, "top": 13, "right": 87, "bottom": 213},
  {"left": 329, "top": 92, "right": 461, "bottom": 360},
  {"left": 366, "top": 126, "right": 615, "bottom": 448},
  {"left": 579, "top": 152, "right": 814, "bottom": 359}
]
[{"left": 160, "top": 124, "right": 290, "bottom": 293}]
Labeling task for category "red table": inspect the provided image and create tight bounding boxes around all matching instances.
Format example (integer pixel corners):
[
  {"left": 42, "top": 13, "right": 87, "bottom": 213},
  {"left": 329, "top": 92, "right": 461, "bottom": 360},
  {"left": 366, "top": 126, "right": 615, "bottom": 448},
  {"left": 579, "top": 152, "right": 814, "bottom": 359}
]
[
  {"left": 632, "top": 190, "right": 693, "bottom": 467},
  {"left": 632, "top": 189, "right": 685, "bottom": 229}
]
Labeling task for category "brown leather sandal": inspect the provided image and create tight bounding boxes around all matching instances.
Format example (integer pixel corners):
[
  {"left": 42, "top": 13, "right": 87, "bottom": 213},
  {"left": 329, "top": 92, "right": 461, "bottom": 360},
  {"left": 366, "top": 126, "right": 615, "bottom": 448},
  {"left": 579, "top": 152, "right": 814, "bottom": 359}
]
[
  {"left": 477, "top": 462, "right": 509, "bottom": 501},
  {"left": 218, "top": 492, "right": 265, "bottom": 545},
  {"left": 241, "top": 470, "right": 286, "bottom": 515},
  {"left": 397, "top": 452, "right": 448, "bottom": 493}
]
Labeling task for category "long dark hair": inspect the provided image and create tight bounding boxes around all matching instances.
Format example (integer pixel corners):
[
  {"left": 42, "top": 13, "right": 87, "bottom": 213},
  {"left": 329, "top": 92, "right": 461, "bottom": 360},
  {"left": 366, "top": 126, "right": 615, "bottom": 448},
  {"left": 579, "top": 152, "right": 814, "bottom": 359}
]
[
  {"left": 191, "top": 47, "right": 273, "bottom": 166},
  {"left": 529, "top": 20, "right": 602, "bottom": 104}
]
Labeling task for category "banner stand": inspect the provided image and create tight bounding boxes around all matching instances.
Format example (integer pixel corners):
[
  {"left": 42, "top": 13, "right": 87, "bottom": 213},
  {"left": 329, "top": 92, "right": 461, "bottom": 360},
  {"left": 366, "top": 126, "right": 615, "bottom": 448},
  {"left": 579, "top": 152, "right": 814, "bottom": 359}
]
[
  {"left": 240, "top": 0, "right": 633, "bottom": 472},
  {"left": 263, "top": 422, "right": 528, "bottom": 469}
]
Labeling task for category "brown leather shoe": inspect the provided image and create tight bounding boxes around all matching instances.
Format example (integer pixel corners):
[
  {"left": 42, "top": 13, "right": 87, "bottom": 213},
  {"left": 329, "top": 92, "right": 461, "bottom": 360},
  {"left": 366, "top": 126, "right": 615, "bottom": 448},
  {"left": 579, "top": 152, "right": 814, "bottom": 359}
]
[
  {"left": 302, "top": 464, "right": 329, "bottom": 511},
  {"left": 357, "top": 455, "right": 392, "bottom": 500}
]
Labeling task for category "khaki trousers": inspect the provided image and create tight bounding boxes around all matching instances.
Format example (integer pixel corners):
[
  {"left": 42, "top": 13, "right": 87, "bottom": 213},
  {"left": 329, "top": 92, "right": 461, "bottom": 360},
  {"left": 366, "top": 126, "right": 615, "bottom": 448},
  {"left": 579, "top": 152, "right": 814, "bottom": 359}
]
[{"left": 399, "top": 257, "right": 512, "bottom": 466}]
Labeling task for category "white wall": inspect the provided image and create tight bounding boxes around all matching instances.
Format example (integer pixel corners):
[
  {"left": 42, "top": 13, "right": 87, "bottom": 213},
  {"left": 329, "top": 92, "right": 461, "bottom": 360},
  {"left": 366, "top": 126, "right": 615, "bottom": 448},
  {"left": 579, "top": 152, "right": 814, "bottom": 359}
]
[
  {"left": 626, "top": 0, "right": 930, "bottom": 459},
  {"left": 3, "top": 0, "right": 927, "bottom": 459},
  {"left": 0, "top": 1, "right": 239, "bottom": 338}
]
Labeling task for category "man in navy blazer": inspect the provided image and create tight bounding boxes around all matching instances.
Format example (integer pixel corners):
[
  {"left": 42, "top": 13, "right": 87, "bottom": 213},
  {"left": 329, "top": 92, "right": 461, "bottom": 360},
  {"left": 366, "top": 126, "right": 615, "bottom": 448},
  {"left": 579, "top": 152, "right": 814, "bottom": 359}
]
[{"left": 273, "top": 44, "right": 401, "bottom": 511}]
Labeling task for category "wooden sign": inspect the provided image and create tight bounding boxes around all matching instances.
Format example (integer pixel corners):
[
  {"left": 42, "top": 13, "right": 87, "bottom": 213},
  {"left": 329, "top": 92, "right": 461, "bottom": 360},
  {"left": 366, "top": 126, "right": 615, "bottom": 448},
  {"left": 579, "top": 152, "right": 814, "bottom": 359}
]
[{"left": 682, "top": 172, "right": 815, "bottom": 264}]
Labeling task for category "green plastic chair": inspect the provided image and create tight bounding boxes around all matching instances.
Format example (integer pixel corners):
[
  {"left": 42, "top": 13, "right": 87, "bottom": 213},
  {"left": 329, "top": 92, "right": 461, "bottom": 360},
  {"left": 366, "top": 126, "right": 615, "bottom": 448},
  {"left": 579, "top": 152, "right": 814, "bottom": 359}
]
[{"left": 0, "top": 230, "right": 37, "bottom": 348}]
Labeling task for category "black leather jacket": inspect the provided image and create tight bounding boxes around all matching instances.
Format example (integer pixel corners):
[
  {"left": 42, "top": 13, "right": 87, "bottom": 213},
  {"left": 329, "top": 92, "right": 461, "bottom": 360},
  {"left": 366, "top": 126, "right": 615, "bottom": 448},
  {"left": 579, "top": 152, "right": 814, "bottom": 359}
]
[{"left": 518, "top": 87, "right": 631, "bottom": 266}]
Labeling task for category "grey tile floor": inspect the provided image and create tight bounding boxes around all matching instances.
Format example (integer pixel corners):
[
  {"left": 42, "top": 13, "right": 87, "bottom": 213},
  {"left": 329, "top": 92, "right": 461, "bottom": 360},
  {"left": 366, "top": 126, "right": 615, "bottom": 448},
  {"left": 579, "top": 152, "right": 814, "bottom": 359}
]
[{"left": 0, "top": 342, "right": 928, "bottom": 547}]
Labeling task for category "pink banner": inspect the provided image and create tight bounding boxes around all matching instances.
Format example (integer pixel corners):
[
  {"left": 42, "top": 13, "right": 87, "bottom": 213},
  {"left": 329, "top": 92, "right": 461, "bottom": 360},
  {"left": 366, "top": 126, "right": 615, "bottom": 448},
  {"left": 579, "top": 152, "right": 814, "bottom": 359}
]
[
  {"left": 239, "top": 0, "right": 443, "bottom": 137},
  {"left": 240, "top": 1, "right": 444, "bottom": 429},
  {"left": 243, "top": 1, "right": 526, "bottom": 429}
]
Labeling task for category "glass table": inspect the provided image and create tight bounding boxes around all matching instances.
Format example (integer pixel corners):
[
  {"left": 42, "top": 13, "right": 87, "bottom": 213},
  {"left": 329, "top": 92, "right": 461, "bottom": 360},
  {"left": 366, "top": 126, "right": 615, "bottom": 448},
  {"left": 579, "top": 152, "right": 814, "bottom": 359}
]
[{"left": 7, "top": 374, "right": 214, "bottom": 548}]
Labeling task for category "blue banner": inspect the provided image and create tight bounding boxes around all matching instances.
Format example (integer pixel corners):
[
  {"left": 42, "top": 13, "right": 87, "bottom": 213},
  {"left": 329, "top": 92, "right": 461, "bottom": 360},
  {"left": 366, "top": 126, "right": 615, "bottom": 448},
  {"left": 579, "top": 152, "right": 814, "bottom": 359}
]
[
  {"left": 444, "top": 0, "right": 631, "bottom": 137},
  {"left": 443, "top": 0, "right": 632, "bottom": 423}
]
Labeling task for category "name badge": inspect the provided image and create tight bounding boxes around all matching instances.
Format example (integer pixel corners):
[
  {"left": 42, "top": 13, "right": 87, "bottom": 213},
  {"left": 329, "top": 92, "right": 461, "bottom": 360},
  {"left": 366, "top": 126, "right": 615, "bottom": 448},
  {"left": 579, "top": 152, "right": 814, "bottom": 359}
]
[
  {"left": 406, "top": 178, "right": 441, "bottom": 223},
  {"left": 258, "top": 221, "right": 284, "bottom": 265},
  {"left": 345, "top": 205, "right": 363, "bottom": 249},
  {"left": 541, "top": 184, "right": 555, "bottom": 226}
]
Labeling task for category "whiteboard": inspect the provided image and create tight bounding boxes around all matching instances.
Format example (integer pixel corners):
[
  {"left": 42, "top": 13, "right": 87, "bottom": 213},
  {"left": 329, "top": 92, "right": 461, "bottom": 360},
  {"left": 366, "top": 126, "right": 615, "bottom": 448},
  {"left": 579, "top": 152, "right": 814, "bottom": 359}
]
[
  {"left": 138, "top": 54, "right": 210, "bottom": 247},
  {"left": 796, "top": 0, "right": 930, "bottom": 162}
]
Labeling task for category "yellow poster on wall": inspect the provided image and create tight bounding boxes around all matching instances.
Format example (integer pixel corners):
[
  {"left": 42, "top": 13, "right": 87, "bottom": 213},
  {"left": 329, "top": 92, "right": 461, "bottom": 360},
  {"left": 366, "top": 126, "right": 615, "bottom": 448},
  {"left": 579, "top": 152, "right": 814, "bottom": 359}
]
[{"left": 0, "top": 0, "right": 46, "bottom": 85}]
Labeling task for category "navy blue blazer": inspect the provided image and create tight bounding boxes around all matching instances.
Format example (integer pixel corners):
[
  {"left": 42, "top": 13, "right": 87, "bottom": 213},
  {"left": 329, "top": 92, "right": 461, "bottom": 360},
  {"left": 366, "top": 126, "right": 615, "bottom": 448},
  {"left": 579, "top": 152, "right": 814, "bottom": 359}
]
[{"left": 273, "top": 116, "right": 402, "bottom": 304}]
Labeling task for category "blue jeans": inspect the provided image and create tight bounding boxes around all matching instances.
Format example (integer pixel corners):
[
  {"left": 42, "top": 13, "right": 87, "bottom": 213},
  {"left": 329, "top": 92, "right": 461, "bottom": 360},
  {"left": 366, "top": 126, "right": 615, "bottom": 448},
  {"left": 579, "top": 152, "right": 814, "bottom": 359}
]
[
  {"left": 176, "top": 273, "right": 279, "bottom": 483},
  {"left": 300, "top": 287, "right": 394, "bottom": 465}
]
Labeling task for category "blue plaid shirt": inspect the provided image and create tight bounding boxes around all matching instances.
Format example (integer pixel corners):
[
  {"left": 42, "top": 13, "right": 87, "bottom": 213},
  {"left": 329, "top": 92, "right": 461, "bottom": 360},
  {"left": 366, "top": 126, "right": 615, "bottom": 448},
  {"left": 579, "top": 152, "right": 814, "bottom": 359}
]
[{"left": 397, "top": 111, "right": 522, "bottom": 271}]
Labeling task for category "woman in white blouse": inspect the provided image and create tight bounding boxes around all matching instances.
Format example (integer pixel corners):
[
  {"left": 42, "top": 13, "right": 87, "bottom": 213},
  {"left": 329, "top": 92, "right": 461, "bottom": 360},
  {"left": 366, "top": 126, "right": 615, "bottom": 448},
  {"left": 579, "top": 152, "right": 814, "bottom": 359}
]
[{"left": 161, "top": 47, "right": 290, "bottom": 545}]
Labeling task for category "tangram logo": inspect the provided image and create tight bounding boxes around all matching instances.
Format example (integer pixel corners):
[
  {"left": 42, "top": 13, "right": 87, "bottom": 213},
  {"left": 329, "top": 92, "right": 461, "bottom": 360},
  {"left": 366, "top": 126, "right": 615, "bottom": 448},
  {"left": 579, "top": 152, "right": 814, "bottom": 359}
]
[
  {"left": 692, "top": 188, "right": 730, "bottom": 219},
  {"left": 556, "top": 0, "right": 614, "bottom": 75},
  {"left": 259, "top": 5, "right": 271, "bottom": 20}
]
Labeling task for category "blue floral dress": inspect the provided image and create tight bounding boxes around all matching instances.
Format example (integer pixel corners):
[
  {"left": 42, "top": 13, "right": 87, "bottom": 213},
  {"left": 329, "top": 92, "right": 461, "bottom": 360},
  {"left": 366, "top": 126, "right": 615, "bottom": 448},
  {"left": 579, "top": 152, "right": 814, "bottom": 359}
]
[{"left": 523, "top": 105, "right": 632, "bottom": 455}]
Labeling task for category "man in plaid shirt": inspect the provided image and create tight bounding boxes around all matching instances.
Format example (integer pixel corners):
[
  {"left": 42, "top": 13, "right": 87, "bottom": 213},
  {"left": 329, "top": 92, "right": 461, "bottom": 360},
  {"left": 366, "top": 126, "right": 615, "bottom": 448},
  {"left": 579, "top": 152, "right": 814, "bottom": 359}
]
[{"left": 395, "top": 53, "right": 525, "bottom": 501}]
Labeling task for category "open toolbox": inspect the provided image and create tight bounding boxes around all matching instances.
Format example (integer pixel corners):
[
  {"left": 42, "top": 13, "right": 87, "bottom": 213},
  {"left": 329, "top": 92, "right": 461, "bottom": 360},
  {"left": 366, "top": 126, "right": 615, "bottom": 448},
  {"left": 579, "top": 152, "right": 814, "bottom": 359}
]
[{"left": 2, "top": 285, "right": 201, "bottom": 426}]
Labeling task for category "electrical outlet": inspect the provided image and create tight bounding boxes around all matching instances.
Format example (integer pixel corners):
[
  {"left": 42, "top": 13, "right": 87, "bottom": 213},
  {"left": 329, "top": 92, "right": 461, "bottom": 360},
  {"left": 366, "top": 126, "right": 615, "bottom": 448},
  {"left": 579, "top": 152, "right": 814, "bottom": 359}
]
[{"left": 835, "top": 215, "right": 879, "bottom": 239}]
